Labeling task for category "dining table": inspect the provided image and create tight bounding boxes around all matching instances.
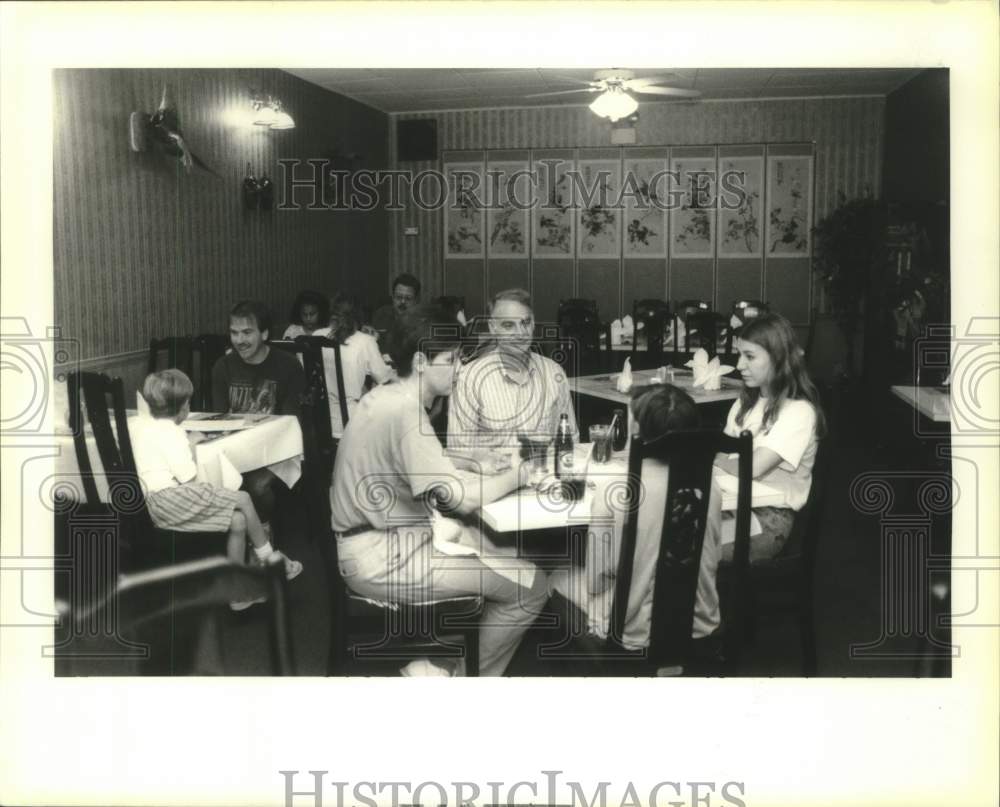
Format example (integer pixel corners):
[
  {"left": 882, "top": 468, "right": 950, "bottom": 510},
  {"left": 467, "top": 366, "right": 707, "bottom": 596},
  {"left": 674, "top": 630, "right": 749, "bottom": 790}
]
[
  {"left": 53, "top": 410, "right": 304, "bottom": 504},
  {"left": 889, "top": 384, "right": 951, "bottom": 423},
  {"left": 571, "top": 367, "right": 743, "bottom": 407}
]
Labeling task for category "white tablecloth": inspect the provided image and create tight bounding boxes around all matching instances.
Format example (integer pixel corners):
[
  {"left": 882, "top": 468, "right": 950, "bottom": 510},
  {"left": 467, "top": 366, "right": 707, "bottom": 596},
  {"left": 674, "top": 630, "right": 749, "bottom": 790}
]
[
  {"left": 479, "top": 444, "right": 782, "bottom": 534},
  {"left": 54, "top": 415, "right": 304, "bottom": 503}
]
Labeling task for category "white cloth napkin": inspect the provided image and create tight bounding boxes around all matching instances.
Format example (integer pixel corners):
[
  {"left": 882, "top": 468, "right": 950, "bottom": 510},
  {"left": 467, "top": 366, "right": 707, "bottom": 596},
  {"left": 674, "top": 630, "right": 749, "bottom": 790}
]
[
  {"left": 684, "top": 348, "right": 734, "bottom": 391},
  {"left": 431, "top": 512, "right": 537, "bottom": 590}
]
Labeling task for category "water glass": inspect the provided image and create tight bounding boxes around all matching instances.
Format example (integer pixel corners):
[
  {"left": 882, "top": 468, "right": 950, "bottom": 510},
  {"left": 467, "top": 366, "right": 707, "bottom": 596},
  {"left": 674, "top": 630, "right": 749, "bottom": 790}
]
[{"left": 588, "top": 425, "right": 612, "bottom": 464}]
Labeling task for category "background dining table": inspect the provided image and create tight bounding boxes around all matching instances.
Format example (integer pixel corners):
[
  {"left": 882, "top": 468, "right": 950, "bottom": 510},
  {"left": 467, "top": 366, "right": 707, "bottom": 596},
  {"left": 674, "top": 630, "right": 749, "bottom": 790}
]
[{"left": 53, "top": 411, "right": 304, "bottom": 503}]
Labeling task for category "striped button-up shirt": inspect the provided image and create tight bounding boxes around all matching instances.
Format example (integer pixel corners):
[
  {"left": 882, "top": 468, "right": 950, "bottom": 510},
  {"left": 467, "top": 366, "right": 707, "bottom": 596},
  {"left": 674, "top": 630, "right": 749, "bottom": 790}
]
[{"left": 447, "top": 349, "right": 578, "bottom": 450}]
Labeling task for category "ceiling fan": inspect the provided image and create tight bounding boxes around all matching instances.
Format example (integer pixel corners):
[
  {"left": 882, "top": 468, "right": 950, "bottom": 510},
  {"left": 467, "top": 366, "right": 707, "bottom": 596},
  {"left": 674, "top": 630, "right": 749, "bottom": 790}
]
[{"left": 526, "top": 69, "right": 701, "bottom": 121}]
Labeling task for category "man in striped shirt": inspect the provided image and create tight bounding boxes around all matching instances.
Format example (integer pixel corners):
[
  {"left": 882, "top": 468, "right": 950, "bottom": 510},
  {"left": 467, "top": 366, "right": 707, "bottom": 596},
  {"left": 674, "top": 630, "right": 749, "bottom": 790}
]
[{"left": 448, "top": 288, "right": 578, "bottom": 452}]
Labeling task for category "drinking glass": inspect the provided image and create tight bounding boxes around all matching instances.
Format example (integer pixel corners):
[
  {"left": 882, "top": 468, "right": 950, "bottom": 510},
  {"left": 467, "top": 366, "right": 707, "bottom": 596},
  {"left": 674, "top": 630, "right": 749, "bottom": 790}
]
[{"left": 588, "top": 425, "right": 612, "bottom": 464}]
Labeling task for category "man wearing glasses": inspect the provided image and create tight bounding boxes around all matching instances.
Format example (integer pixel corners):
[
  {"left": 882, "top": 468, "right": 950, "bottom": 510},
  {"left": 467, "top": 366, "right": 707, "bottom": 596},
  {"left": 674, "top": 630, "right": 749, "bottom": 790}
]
[
  {"left": 370, "top": 273, "right": 421, "bottom": 345},
  {"left": 448, "top": 288, "right": 578, "bottom": 451}
]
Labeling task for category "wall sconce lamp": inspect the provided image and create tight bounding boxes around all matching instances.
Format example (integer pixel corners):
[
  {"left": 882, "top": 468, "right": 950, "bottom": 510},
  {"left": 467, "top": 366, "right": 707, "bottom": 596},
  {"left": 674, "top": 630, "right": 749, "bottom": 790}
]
[{"left": 250, "top": 92, "right": 295, "bottom": 130}]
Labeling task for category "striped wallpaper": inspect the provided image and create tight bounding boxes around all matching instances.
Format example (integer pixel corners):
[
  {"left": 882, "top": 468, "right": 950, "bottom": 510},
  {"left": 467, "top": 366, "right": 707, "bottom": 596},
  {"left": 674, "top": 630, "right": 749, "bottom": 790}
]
[
  {"left": 54, "top": 68, "right": 389, "bottom": 363},
  {"left": 388, "top": 96, "right": 885, "bottom": 313}
]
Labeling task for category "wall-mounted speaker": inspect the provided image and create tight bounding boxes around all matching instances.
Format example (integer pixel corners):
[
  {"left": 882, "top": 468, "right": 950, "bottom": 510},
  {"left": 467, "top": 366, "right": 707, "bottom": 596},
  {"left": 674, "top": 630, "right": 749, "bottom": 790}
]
[{"left": 397, "top": 119, "right": 438, "bottom": 162}]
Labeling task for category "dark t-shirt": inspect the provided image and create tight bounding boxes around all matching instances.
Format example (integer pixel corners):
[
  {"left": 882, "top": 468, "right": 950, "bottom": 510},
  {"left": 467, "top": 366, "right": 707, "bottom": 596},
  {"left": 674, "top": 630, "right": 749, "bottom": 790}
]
[{"left": 210, "top": 348, "right": 306, "bottom": 415}]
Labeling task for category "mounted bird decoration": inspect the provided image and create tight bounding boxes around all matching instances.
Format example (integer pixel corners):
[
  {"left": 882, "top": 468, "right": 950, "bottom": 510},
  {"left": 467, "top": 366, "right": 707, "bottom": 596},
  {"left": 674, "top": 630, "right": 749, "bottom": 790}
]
[{"left": 129, "top": 85, "right": 221, "bottom": 178}]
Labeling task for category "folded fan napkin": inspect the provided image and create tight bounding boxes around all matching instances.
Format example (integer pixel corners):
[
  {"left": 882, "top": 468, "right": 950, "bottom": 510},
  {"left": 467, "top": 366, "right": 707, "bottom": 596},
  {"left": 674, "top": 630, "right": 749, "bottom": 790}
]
[
  {"left": 616, "top": 357, "right": 633, "bottom": 392},
  {"left": 684, "top": 348, "right": 734, "bottom": 391}
]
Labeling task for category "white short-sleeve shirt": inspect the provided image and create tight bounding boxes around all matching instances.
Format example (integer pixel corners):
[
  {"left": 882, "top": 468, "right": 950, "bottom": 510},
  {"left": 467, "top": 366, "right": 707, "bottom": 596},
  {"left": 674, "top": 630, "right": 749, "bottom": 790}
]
[
  {"left": 314, "top": 328, "right": 394, "bottom": 437},
  {"left": 723, "top": 396, "right": 817, "bottom": 511},
  {"left": 130, "top": 416, "right": 198, "bottom": 494}
]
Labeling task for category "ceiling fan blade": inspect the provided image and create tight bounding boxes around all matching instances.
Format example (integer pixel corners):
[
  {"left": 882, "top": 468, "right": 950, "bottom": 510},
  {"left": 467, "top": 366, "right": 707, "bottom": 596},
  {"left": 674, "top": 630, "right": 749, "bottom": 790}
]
[
  {"left": 632, "top": 86, "right": 701, "bottom": 98},
  {"left": 524, "top": 87, "right": 599, "bottom": 98},
  {"left": 624, "top": 74, "right": 680, "bottom": 88}
]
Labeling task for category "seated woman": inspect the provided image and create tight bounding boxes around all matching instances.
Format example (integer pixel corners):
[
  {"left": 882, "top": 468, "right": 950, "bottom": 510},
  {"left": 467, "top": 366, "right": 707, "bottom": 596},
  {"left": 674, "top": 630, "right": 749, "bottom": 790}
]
[
  {"left": 283, "top": 289, "right": 330, "bottom": 339},
  {"left": 314, "top": 294, "right": 395, "bottom": 437},
  {"left": 548, "top": 384, "right": 723, "bottom": 654},
  {"left": 715, "top": 312, "right": 825, "bottom": 562}
]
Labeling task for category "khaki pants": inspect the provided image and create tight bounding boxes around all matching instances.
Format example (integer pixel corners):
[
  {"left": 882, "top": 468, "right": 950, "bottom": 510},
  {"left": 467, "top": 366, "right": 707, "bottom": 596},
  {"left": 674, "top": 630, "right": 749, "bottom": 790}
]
[{"left": 337, "top": 525, "right": 549, "bottom": 676}]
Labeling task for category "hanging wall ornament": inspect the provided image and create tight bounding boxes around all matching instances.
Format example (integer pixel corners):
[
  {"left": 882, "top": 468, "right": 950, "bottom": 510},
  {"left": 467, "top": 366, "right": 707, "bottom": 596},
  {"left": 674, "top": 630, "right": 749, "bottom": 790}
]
[
  {"left": 242, "top": 163, "right": 259, "bottom": 210},
  {"left": 258, "top": 174, "right": 274, "bottom": 211},
  {"left": 130, "top": 85, "right": 222, "bottom": 178}
]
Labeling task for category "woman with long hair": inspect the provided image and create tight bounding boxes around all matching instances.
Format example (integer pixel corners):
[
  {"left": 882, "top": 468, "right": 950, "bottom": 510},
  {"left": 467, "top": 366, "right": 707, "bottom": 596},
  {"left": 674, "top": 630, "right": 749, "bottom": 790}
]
[
  {"left": 317, "top": 294, "right": 394, "bottom": 437},
  {"left": 716, "top": 312, "right": 825, "bottom": 561}
]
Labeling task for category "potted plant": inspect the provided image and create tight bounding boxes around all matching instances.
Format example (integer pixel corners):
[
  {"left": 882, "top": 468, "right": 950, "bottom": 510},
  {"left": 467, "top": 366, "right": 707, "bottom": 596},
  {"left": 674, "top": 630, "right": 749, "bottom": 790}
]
[{"left": 812, "top": 192, "right": 887, "bottom": 378}]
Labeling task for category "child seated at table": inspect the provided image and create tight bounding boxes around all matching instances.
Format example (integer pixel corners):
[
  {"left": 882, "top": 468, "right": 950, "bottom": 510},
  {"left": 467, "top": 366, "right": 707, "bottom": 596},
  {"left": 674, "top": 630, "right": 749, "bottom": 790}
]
[
  {"left": 132, "top": 369, "right": 303, "bottom": 607},
  {"left": 715, "top": 312, "right": 825, "bottom": 561},
  {"left": 547, "top": 383, "right": 723, "bottom": 654}
]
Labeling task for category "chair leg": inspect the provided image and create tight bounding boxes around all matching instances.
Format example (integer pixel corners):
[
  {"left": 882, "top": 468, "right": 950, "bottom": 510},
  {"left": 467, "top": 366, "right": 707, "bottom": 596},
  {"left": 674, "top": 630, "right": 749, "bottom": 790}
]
[
  {"left": 799, "top": 576, "right": 817, "bottom": 676},
  {"left": 465, "top": 627, "right": 480, "bottom": 677}
]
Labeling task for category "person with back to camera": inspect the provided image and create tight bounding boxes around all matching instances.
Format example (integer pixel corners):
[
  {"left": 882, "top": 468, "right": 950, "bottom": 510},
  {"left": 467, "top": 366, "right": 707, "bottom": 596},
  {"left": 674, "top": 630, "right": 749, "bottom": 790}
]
[
  {"left": 313, "top": 293, "right": 395, "bottom": 437},
  {"left": 714, "top": 312, "right": 826, "bottom": 562},
  {"left": 548, "top": 383, "right": 724, "bottom": 654}
]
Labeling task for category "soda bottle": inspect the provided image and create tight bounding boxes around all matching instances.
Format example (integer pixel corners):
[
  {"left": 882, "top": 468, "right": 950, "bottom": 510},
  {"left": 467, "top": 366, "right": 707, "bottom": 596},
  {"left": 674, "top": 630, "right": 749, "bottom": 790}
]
[
  {"left": 554, "top": 413, "right": 574, "bottom": 479},
  {"left": 611, "top": 408, "right": 628, "bottom": 451}
]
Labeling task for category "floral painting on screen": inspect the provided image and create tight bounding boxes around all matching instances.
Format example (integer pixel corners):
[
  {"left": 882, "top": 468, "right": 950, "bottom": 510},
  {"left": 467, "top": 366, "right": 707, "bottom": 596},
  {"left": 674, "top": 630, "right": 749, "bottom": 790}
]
[
  {"left": 624, "top": 159, "right": 668, "bottom": 258},
  {"left": 670, "top": 156, "right": 716, "bottom": 258},
  {"left": 577, "top": 160, "right": 619, "bottom": 258},
  {"left": 445, "top": 162, "right": 485, "bottom": 258},
  {"left": 533, "top": 158, "right": 573, "bottom": 257},
  {"left": 487, "top": 162, "right": 529, "bottom": 256},
  {"left": 766, "top": 155, "right": 812, "bottom": 256},
  {"left": 718, "top": 156, "right": 763, "bottom": 257}
]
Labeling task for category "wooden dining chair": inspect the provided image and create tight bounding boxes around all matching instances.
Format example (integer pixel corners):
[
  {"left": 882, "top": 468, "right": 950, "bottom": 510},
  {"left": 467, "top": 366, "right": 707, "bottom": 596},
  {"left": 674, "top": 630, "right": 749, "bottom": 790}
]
[
  {"left": 557, "top": 298, "right": 609, "bottom": 374},
  {"left": 717, "top": 435, "right": 828, "bottom": 676},
  {"left": 319, "top": 535, "right": 484, "bottom": 676},
  {"left": 268, "top": 337, "right": 345, "bottom": 546},
  {"left": 147, "top": 336, "right": 195, "bottom": 378},
  {"left": 66, "top": 371, "right": 229, "bottom": 572},
  {"left": 55, "top": 557, "right": 294, "bottom": 676},
  {"left": 606, "top": 428, "right": 753, "bottom": 675},
  {"left": 533, "top": 428, "right": 753, "bottom": 676},
  {"left": 722, "top": 300, "right": 770, "bottom": 356},
  {"left": 630, "top": 299, "right": 672, "bottom": 370},
  {"left": 192, "top": 333, "right": 230, "bottom": 411}
]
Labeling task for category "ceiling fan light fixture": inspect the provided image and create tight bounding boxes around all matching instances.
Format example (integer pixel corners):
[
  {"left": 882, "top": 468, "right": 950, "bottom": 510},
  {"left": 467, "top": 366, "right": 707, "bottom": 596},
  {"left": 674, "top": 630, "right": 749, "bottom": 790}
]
[{"left": 589, "top": 88, "right": 638, "bottom": 122}]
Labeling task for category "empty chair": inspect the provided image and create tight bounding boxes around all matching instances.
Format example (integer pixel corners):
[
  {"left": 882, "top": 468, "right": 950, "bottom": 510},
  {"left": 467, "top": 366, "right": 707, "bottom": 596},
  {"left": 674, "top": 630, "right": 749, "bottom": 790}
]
[
  {"left": 631, "top": 298, "right": 671, "bottom": 369},
  {"left": 556, "top": 298, "right": 608, "bottom": 374},
  {"left": 192, "top": 334, "right": 230, "bottom": 411},
  {"left": 433, "top": 295, "right": 468, "bottom": 330},
  {"left": 148, "top": 337, "right": 194, "bottom": 377},
  {"left": 671, "top": 301, "right": 723, "bottom": 361},
  {"left": 723, "top": 300, "right": 770, "bottom": 356},
  {"left": 55, "top": 557, "right": 294, "bottom": 676}
]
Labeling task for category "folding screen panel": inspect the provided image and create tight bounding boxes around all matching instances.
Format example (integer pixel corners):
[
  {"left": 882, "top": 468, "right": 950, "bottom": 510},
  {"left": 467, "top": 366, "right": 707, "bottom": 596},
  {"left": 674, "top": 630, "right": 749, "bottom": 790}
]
[
  {"left": 442, "top": 143, "right": 814, "bottom": 326},
  {"left": 764, "top": 144, "right": 814, "bottom": 324},
  {"left": 622, "top": 147, "right": 669, "bottom": 313},
  {"left": 443, "top": 152, "right": 486, "bottom": 315},
  {"left": 668, "top": 146, "right": 717, "bottom": 307},
  {"left": 716, "top": 145, "right": 765, "bottom": 312}
]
